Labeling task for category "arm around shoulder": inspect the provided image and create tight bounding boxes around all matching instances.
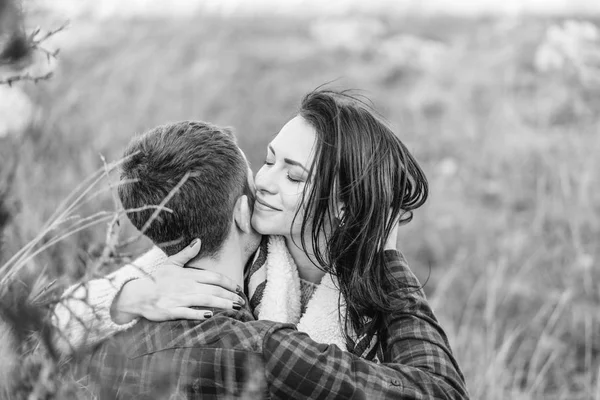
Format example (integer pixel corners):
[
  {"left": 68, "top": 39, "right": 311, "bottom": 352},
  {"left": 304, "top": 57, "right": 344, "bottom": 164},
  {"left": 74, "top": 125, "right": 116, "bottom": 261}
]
[{"left": 262, "top": 326, "right": 469, "bottom": 400}]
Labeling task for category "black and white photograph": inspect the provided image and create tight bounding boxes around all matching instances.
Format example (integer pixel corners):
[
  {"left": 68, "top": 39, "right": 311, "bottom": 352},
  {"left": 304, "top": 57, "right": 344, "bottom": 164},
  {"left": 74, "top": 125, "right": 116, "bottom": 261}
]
[{"left": 0, "top": 0, "right": 599, "bottom": 399}]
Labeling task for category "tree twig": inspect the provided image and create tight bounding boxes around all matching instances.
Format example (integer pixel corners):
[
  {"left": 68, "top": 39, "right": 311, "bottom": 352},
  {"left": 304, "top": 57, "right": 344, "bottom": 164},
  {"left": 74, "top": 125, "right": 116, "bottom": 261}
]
[{"left": 0, "top": 71, "right": 53, "bottom": 86}]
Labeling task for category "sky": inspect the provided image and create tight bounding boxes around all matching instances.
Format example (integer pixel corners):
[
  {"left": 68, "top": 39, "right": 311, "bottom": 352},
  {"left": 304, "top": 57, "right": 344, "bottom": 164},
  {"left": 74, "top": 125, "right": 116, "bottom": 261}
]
[{"left": 38, "top": 0, "right": 600, "bottom": 19}]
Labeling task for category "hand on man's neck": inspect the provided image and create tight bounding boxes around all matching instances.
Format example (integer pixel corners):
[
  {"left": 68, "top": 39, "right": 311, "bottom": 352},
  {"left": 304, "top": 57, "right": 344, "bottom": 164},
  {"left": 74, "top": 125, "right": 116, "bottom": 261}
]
[{"left": 185, "top": 237, "right": 246, "bottom": 289}]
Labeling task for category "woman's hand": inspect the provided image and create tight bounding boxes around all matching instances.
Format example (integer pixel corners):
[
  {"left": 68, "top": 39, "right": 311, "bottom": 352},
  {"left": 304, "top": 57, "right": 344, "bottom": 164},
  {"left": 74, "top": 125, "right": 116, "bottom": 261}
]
[{"left": 111, "top": 239, "right": 244, "bottom": 324}]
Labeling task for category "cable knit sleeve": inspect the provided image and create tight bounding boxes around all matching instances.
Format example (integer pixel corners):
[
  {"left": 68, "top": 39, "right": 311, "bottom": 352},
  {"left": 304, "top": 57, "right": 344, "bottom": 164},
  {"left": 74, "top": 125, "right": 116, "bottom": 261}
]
[{"left": 52, "top": 246, "right": 167, "bottom": 354}]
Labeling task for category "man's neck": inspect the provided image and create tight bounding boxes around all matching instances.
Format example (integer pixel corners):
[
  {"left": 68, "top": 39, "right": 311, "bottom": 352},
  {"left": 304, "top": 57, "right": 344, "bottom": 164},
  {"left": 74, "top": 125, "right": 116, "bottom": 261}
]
[{"left": 186, "top": 237, "right": 245, "bottom": 288}]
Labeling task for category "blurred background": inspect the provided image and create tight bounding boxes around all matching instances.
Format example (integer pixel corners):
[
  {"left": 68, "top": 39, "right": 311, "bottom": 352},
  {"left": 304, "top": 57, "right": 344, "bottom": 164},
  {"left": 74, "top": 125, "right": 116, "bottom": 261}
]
[{"left": 1, "top": 0, "right": 600, "bottom": 399}]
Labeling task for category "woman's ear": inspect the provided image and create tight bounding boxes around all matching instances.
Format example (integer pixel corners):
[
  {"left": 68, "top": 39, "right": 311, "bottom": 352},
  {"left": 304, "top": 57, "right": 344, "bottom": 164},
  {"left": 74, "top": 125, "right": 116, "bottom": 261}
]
[
  {"left": 334, "top": 199, "right": 345, "bottom": 220},
  {"left": 332, "top": 199, "right": 346, "bottom": 228},
  {"left": 233, "top": 195, "right": 253, "bottom": 234},
  {"left": 331, "top": 181, "right": 345, "bottom": 221}
]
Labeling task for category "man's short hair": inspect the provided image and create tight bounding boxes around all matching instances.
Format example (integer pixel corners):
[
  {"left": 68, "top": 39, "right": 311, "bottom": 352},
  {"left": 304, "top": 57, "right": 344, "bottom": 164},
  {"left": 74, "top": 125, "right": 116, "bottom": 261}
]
[{"left": 118, "top": 121, "right": 251, "bottom": 258}]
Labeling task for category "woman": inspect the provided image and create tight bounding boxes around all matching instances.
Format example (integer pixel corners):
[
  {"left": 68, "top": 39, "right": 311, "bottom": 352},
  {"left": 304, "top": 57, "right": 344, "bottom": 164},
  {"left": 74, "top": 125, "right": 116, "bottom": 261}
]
[
  {"left": 54, "top": 89, "right": 468, "bottom": 397},
  {"left": 247, "top": 90, "right": 429, "bottom": 353}
]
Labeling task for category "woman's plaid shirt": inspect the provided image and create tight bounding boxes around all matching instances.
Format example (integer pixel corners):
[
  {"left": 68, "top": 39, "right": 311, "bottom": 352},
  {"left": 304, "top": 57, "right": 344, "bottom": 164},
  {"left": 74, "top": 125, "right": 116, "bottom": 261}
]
[{"left": 84, "top": 251, "right": 469, "bottom": 399}]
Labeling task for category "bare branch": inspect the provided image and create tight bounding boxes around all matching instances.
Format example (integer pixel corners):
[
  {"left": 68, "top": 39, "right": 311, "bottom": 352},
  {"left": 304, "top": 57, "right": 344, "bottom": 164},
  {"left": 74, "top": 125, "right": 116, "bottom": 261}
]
[
  {"left": 0, "top": 71, "right": 53, "bottom": 86},
  {"left": 0, "top": 21, "right": 68, "bottom": 86},
  {"left": 30, "top": 22, "right": 69, "bottom": 46}
]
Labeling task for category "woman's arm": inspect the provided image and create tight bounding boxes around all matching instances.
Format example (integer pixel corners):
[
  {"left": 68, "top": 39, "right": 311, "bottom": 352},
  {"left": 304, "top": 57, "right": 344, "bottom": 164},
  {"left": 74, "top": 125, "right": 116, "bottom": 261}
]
[
  {"left": 52, "top": 240, "right": 244, "bottom": 354},
  {"left": 379, "top": 249, "right": 469, "bottom": 397},
  {"left": 263, "top": 326, "right": 468, "bottom": 400},
  {"left": 52, "top": 246, "right": 167, "bottom": 354}
]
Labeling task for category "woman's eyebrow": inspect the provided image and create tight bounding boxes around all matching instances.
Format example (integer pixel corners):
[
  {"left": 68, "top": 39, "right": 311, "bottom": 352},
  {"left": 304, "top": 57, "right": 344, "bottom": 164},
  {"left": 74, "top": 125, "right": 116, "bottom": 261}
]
[
  {"left": 268, "top": 144, "right": 309, "bottom": 173},
  {"left": 284, "top": 158, "right": 309, "bottom": 173}
]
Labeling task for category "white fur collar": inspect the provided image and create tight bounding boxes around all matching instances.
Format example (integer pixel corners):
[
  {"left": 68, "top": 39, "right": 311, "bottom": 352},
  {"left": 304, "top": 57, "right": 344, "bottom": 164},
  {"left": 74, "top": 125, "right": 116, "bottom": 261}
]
[
  {"left": 257, "top": 236, "right": 302, "bottom": 324},
  {"left": 258, "top": 236, "right": 347, "bottom": 349},
  {"left": 297, "top": 273, "right": 347, "bottom": 350}
]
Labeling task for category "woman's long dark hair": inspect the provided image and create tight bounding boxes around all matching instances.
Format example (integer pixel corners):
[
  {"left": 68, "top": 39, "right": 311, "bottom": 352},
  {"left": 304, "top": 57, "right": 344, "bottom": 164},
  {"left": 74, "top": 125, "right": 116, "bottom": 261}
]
[{"left": 295, "top": 88, "right": 428, "bottom": 349}]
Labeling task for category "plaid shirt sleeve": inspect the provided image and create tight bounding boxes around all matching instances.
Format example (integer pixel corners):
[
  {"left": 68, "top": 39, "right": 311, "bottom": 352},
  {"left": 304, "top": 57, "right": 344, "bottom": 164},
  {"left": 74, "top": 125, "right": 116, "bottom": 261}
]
[
  {"left": 259, "top": 250, "right": 469, "bottom": 400},
  {"left": 84, "top": 312, "right": 280, "bottom": 399}
]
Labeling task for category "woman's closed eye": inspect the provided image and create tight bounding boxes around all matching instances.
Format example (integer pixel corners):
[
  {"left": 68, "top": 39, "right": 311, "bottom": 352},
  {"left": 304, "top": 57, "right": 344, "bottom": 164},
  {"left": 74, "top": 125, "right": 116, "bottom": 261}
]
[{"left": 286, "top": 172, "right": 303, "bottom": 183}]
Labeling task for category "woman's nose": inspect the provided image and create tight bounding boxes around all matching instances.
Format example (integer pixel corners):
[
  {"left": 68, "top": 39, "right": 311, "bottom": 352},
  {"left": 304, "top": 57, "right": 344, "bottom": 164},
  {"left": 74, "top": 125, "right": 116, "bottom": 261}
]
[{"left": 254, "top": 165, "right": 277, "bottom": 194}]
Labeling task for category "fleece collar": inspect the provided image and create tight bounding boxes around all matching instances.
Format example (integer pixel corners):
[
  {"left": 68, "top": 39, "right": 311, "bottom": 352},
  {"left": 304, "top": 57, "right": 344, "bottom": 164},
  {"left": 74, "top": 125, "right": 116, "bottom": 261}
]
[{"left": 255, "top": 236, "right": 348, "bottom": 350}]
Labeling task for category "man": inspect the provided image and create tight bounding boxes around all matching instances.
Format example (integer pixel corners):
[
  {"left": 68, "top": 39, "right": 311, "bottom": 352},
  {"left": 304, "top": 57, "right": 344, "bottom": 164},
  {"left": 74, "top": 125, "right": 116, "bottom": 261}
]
[{"left": 83, "top": 121, "right": 468, "bottom": 399}]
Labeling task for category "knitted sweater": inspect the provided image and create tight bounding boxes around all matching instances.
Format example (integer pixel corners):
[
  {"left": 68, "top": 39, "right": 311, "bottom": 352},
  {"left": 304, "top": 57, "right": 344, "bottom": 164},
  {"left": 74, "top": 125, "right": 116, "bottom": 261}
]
[
  {"left": 52, "top": 247, "right": 168, "bottom": 354},
  {"left": 299, "top": 278, "right": 318, "bottom": 315}
]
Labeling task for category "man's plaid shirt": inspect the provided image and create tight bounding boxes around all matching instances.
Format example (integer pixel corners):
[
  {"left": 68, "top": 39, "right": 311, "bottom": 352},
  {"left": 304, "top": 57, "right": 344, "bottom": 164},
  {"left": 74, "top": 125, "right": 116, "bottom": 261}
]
[{"left": 84, "top": 251, "right": 469, "bottom": 399}]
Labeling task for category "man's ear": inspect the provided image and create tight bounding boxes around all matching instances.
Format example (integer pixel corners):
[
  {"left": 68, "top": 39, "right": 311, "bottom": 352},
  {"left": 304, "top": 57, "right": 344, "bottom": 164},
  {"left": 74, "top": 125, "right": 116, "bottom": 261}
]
[{"left": 233, "top": 195, "right": 253, "bottom": 234}]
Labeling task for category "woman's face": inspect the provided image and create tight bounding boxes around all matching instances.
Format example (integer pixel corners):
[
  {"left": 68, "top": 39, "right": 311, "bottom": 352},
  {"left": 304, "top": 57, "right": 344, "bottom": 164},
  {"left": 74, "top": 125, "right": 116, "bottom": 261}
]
[{"left": 252, "top": 116, "right": 317, "bottom": 237}]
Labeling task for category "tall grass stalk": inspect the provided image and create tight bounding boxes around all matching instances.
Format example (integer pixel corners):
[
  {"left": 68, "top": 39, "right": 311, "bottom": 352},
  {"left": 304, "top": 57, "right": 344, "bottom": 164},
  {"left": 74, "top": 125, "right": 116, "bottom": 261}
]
[{"left": 0, "top": 155, "right": 191, "bottom": 399}]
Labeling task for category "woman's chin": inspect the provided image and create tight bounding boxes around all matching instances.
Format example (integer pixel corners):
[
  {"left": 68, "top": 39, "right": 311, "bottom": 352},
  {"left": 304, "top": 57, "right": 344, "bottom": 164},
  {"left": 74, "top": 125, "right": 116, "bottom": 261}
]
[{"left": 251, "top": 214, "right": 274, "bottom": 235}]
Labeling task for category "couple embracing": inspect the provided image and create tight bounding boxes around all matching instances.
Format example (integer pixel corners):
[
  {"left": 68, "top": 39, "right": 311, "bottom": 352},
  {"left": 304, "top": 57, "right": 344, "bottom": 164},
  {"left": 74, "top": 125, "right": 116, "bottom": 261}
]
[{"left": 53, "top": 89, "right": 469, "bottom": 399}]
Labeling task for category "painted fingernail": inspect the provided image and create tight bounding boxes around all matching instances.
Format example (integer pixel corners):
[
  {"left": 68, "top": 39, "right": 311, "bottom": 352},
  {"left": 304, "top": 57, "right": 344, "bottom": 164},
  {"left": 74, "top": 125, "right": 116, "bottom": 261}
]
[
  {"left": 236, "top": 285, "right": 243, "bottom": 294},
  {"left": 189, "top": 238, "right": 200, "bottom": 248},
  {"left": 232, "top": 302, "right": 242, "bottom": 311},
  {"left": 204, "top": 311, "right": 213, "bottom": 318}
]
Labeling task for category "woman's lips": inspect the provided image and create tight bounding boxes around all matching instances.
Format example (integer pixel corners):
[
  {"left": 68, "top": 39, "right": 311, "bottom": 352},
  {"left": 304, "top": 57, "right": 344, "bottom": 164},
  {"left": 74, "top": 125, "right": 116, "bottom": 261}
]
[{"left": 255, "top": 197, "right": 282, "bottom": 212}]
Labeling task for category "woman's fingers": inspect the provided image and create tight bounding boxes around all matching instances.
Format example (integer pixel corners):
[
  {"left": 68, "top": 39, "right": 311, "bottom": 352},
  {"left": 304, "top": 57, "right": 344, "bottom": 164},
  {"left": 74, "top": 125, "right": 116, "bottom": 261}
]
[
  {"left": 161, "top": 240, "right": 241, "bottom": 294},
  {"left": 168, "top": 238, "right": 202, "bottom": 267},
  {"left": 179, "top": 290, "right": 243, "bottom": 310},
  {"left": 168, "top": 307, "right": 213, "bottom": 321},
  {"left": 193, "top": 283, "right": 241, "bottom": 302},
  {"left": 184, "top": 268, "right": 240, "bottom": 294}
]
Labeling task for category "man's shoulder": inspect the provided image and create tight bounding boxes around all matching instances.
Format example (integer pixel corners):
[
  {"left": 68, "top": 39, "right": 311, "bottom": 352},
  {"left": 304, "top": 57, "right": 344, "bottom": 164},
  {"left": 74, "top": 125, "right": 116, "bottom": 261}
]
[
  {"left": 98, "top": 312, "right": 285, "bottom": 359},
  {"left": 84, "top": 316, "right": 277, "bottom": 399}
]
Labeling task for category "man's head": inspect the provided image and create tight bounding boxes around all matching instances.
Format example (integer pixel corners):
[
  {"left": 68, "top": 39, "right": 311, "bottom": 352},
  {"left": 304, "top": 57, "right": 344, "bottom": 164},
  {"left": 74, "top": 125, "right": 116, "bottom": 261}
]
[{"left": 118, "top": 121, "right": 255, "bottom": 258}]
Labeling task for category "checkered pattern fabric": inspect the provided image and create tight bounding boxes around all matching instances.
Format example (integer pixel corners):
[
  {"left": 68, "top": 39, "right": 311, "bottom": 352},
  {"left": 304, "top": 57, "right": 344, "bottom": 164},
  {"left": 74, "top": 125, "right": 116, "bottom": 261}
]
[
  {"left": 84, "top": 251, "right": 469, "bottom": 399},
  {"left": 85, "top": 308, "right": 277, "bottom": 399}
]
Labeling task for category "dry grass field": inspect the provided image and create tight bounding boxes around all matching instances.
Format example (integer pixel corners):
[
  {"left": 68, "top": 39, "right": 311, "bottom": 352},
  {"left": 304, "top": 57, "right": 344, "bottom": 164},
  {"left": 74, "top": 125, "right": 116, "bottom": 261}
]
[{"left": 1, "top": 9, "right": 599, "bottom": 399}]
